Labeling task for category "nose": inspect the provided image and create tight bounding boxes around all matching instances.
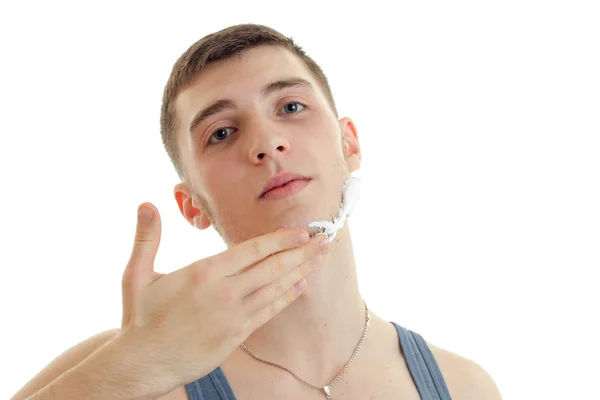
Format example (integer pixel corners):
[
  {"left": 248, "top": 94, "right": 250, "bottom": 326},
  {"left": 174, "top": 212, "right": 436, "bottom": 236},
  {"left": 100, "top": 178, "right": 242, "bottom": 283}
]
[{"left": 246, "top": 120, "right": 292, "bottom": 163}]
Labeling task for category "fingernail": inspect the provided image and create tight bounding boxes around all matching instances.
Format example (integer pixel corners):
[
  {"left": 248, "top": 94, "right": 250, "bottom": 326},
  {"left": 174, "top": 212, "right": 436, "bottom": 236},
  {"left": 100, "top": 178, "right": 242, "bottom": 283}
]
[
  {"left": 294, "top": 279, "right": 307, "bottom": 290},
  {"left": 139, "top": 207, "right": 153, "bottom": 222}
]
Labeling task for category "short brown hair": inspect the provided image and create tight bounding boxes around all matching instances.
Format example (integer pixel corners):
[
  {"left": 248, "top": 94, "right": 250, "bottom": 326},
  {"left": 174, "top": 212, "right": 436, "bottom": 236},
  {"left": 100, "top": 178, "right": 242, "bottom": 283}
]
[{"left": 160, "top": 23, "right": 339, "bottom": 182}]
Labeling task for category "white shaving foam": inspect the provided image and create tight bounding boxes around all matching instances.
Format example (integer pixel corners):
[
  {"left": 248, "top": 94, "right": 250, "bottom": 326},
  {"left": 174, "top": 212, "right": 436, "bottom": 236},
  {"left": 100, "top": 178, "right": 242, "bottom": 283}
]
[{"left": 307, "top": 176, "right": 360, "bottom": 241}]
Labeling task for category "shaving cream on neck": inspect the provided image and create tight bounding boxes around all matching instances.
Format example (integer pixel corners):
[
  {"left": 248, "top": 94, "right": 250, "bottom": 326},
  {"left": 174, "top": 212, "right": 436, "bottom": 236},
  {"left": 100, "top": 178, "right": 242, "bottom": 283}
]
[{"left": 307, "top": 176, "right": 360, "bottom": 241}]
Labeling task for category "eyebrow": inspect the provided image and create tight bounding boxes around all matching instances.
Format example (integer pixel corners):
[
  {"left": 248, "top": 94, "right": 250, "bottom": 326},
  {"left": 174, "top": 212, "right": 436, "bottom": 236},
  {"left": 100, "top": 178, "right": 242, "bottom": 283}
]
[{"left": 188, "top": 77, "right": 315, "bottom": 139}]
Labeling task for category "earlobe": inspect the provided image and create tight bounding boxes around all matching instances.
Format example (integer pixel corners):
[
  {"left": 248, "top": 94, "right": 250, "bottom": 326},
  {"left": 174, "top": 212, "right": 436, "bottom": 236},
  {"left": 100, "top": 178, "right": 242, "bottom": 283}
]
[
  {"left": 193, "top": 214, "right": 212, "bottom": 229},
  {"left": 174, "top": 183, "right": 212, "bottom": 230}
]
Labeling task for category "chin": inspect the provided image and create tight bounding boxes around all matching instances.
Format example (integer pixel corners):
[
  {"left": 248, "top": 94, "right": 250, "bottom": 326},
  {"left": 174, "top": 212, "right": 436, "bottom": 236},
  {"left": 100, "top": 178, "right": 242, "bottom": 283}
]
[
  {"left": 274, "top": 210, "right": 335, "bottom": 237},
  {"left": 262, "top": 186, "right": 343, "bottom": 235}
]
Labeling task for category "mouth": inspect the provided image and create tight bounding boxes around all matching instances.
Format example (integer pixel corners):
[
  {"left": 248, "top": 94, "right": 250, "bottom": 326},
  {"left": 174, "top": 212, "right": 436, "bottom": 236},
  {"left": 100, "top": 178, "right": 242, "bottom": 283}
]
[{"left": 259, "top": 178, "right": 312, "bottom": 200}]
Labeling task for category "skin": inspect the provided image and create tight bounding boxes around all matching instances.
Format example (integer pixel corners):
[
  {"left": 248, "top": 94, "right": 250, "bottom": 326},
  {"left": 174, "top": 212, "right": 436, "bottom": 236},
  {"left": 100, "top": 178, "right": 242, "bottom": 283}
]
[{"left": 172, "top": 44, "right": 377, "bottom": 382}]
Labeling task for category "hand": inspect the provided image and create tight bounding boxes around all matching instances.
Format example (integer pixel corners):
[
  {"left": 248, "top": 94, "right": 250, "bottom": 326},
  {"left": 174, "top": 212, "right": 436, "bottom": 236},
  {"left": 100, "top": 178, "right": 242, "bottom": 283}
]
[{"left": 118, "top": 202, "right": 329, "bottom": 395}]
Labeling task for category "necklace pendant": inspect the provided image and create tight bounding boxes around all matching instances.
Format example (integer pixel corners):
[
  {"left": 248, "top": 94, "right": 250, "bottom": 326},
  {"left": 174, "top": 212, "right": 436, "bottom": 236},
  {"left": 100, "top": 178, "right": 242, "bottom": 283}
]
[{"left": 323, "top": 385, "right": 333, "bottom": 399}]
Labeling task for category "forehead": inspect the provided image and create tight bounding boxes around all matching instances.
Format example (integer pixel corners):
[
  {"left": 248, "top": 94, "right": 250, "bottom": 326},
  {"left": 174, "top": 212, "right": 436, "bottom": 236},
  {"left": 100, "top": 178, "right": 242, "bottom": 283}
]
[{"left": 175, "top": 46, "right": 320, "bottom": 128}]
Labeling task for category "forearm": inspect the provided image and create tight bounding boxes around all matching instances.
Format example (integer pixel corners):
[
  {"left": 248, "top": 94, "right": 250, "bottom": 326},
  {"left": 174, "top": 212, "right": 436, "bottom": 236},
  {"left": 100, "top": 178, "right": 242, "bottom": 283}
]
[{"left": 24, "top": 334, "right": 160, "bottom": 400}]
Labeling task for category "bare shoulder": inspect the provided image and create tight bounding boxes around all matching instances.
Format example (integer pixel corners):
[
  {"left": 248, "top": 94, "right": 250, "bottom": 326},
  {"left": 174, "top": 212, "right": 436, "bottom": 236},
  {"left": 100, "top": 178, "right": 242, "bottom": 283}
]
[
  {"left": 11, "top": 328, "right": 121, "bottom": 400},
  {"left": 426, "top": 341, "right": 503, "bottom": 400}
]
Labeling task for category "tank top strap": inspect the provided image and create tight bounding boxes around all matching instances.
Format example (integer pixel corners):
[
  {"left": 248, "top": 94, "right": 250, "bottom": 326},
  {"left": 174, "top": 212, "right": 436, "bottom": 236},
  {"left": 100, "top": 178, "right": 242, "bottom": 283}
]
[
  {"left": 185, "top": 366, "right": 236, "bottom": 400},
  {"left": 391, "top": 321, "right": 452, "bottom": 400}
]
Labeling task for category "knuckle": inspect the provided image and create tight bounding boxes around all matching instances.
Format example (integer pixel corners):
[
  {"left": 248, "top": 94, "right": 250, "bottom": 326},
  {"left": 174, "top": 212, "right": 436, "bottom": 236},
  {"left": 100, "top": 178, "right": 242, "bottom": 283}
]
[
  {"left": 271, "top": 279, "right": 284, "bottom": 298},
  {"left": 203, "top": 256, "right": 215, "bottom": 269},
  {"left": 270, "top": 298, "right": 284, "bottom": 316},
  {"left": 248, "top": 240, "right": 261, "bottom": 259},
  {"left": 134, "top": 229, "right": 153, "bottom": 246},
  {"left": 201, "top": 258, "right": 217, "bottom": 280},
  {"left": 190, "top": 271, "right": 204, "bottom": 287},
  {"left": 190, "top": 262, "right": 214, "bottom": 286}
]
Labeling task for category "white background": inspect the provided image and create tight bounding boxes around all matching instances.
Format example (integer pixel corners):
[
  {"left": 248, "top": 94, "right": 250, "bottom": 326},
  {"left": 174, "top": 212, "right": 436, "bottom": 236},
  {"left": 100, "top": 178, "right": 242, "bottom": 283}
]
[{"left": 1, "top": 1, "right": 599, "bottom": 399}]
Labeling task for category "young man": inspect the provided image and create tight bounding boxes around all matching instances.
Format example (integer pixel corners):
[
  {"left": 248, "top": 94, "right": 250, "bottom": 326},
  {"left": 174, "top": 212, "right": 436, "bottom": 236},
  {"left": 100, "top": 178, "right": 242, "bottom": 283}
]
[{"left": 13, "top": 24, "right": 502, "bottom": 400}]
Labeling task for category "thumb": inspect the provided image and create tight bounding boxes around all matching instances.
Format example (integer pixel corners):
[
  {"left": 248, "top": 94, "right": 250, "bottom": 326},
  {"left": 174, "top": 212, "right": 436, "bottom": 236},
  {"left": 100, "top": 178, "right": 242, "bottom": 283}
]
[{"left": 121, "top": 202, "right": 162, "bottom": 327}]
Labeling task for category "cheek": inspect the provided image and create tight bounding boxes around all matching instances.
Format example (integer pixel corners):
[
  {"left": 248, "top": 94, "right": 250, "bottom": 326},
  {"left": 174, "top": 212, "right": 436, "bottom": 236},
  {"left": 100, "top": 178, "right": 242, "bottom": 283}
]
[
  {"left": 304, "top": 118, "right": 341, "bottom": 151},
  {"left": 202, "top": 160, "right": 248, "bottom": 205}
]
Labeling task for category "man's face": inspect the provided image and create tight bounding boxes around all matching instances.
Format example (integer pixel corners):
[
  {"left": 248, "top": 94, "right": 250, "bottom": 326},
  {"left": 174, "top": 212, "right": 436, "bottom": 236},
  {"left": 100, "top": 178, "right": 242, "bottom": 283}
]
[{"left": 174, "top": 45, "right": 361, "bottom": 246}]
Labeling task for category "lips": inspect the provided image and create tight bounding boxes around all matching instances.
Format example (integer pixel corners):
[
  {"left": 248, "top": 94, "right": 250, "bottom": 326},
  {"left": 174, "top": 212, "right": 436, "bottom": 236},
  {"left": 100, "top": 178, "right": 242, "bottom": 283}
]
[{"left": 260, "top": 172, "right": 310, "bottom": 198}]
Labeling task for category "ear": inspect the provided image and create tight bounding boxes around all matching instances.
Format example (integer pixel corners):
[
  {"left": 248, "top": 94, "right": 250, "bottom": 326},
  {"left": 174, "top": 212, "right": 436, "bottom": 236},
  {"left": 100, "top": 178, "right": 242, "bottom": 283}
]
[
  {"left": 174, "top": 182, "right": 212, "bottom": 230},
  {"left": 339, "top": 117, "right": 361, "bottom": 173}
]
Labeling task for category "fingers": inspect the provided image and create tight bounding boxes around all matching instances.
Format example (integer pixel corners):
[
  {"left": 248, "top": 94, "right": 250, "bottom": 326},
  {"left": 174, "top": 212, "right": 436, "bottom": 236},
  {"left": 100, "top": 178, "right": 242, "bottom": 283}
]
[
  {"left": 243, "top": 252, "right": 322, "bottom": 315},
  {"left": 213, "top": 228, "right": 311, "bottom": 278},
  {"left": 239, "top": 258, "right": 317, "bottom": 336},
  {"left": 233, "top": 234, "right": 329, "bottom": 299}
]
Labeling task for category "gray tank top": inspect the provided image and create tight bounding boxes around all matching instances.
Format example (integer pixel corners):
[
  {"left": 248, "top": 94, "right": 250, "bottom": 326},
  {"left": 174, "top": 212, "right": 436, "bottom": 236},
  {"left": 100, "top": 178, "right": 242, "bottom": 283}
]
[{"left": 185, "top": 322, "right": 452, "bottom": 399}]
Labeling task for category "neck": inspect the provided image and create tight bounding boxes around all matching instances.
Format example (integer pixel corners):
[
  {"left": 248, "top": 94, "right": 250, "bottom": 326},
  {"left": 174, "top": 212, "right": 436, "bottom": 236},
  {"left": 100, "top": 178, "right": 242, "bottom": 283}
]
[{"left": 236, "top": 224, "right": 371, "bottom": 381}]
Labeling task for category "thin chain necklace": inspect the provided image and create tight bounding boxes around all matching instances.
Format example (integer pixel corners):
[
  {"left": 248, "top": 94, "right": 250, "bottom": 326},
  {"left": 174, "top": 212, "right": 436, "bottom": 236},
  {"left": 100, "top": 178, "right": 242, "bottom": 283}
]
[{"left": 239, "top": 301, "right": 370, "bottom": 400}]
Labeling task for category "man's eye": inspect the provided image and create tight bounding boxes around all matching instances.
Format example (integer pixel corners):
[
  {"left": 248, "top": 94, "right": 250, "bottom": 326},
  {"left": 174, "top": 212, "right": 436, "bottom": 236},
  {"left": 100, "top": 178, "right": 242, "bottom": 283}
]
[
  {"left": 208, "top": 127, "right": 234, "bottom": 144},
  {"left": 280, "top": 102, "right": 305, "bottom": 114}
]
